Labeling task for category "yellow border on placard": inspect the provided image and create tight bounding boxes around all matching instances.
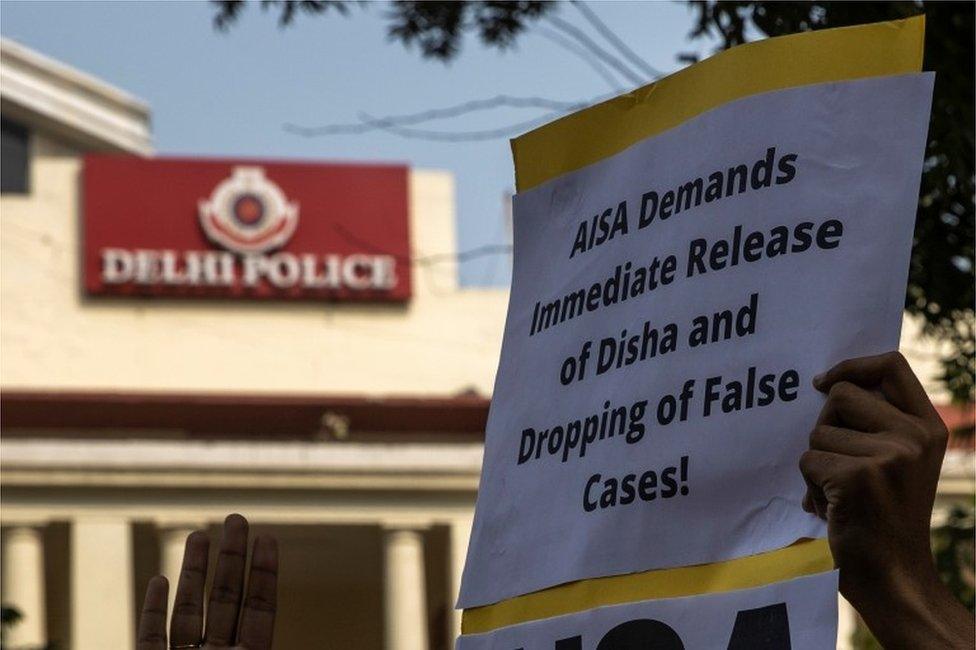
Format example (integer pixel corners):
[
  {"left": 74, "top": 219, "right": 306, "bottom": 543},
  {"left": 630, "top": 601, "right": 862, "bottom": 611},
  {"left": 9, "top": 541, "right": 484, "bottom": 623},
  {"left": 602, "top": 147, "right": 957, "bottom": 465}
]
[
  {"left": 462, "top": 538, "right": 833, "bottom": 635},
  {"left": 512, "top": 15, "right": 925, "bottom": 192}
]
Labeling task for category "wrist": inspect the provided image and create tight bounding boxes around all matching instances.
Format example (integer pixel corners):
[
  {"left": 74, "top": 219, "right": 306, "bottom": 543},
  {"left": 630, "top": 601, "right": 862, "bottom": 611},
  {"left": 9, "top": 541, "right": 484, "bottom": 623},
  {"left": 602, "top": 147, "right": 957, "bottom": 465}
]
[{"left": 843, "top": 562, "right": 972, "bottom": 650}]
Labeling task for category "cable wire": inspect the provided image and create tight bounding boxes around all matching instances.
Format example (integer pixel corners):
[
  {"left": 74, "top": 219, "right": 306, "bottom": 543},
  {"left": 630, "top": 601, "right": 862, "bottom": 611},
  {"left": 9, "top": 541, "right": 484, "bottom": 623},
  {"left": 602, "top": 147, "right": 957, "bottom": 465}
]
[
  {"left": 570, "top": 0, "right": 663, "bottom": 78},
  {"left": 535, "top": 25, "right": 625, "bottom": 91},
  {"left": 284, "top": 95, "right": 582, "bottom": 136},
  {"left": 544, "top": 14, "right": 645, "bottom": 86}
]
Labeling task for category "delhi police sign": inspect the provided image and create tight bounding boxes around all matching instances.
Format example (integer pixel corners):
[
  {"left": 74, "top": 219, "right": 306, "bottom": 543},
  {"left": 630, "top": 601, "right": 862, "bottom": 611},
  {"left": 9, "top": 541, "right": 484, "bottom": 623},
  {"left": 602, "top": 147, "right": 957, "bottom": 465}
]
[{"left": 83, "top": 156, "right": 412, "bottom": 302}]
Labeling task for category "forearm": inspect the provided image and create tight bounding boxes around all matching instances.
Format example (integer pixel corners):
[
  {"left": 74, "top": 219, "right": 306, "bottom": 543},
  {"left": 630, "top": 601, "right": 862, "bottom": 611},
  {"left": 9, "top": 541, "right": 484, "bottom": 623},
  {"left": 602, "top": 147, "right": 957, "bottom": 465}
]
[{"left": 845, "top": 565, "right": 974, "bottom": 650}]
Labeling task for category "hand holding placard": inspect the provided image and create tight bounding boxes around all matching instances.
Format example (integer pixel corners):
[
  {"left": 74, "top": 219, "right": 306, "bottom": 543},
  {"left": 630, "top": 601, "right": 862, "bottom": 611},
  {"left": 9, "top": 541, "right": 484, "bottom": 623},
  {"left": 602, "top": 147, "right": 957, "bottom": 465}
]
[{"left": 802, "top": 352, "right": 974, "bottom": 649}]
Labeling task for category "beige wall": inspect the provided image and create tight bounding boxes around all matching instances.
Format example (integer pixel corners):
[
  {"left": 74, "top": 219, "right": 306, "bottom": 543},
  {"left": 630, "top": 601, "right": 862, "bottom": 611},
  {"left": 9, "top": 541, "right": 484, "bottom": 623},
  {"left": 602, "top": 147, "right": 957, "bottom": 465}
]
[
  {"left": 1, "top": 132, "right": 951, "bottom": 402},
  {"left": 0, "top": 132, "right": 509, "bottom": 397},
  {"left": 899, "top": 314, "right": 953, "bottom": 404}
]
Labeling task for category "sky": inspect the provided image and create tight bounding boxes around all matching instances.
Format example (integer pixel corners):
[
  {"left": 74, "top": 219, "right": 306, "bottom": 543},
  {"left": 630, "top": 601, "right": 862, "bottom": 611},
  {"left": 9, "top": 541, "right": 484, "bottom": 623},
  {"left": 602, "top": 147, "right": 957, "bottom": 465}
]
[{"left": 0, "top": 0, "right": 720, "bottom": 286}]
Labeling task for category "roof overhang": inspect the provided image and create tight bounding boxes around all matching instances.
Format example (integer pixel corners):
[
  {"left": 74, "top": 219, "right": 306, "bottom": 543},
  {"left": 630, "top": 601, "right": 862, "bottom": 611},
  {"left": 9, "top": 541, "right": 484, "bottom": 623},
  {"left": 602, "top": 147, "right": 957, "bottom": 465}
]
[{"left": 0, "top": 37, "right": 152, "bottom": 154}]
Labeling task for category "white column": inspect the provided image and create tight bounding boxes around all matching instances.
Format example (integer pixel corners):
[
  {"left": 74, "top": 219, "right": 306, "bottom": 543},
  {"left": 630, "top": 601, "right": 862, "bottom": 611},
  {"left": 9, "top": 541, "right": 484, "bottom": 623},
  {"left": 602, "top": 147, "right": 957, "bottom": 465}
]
[
  {"left": 383, "top": 526, "right": 429, "bottom": 650},
  {"left": 72, "top": 518, "right": 133, "bottom": 650},
  {"left": 447, "top": 517, "right": 472, "bottom": 644},
  {"left": 159, "top": 525, "right": 199, "bottom": 623},
  {"left": 837, "top": 594, "right": 857, "bottom": 650},
  {"left": 2, "top": 525, "right": 47, "bottom": 648}
]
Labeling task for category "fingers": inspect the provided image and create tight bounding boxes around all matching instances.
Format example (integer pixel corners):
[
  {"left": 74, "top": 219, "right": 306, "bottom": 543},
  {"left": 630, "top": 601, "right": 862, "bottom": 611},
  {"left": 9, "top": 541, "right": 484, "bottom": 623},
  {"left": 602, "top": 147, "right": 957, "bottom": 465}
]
[
  {"left": 205, "top": 513, "right": 250, "bottom": 646},
  {"left": 137, "top": 575, "right": 169, "bottom": 650},
  {"left": 800, "top": 449, "right": 844, "bottom": 519},
  {"left": 799, "top": 449, "right": 846, "bottom": 520},
  {"left": 801, "top": 475, "right": 826, "bottom": 519},
  {"left": 801, "top": 490, "right": 817, "bottom": 514},
  {"left": 813, "top": 351, "right": 936, "bottom": 419},
  {"left": 170, "top": 530, "right": 210, "bottom": 647},
  {"left": 806, "top": 422, "right": 912, "bottom": 514},
  {"left": 815, "top": 381, "right": 909, "bottom": 432},
  {"left": 810, "top": 424, "right": 903, "bottom": 457},
  {"left": 799, "top": 448, "right": 855, "bottom": 514},
  {"left": 237, "top": 535, "right": 279, "bottom": 650}
]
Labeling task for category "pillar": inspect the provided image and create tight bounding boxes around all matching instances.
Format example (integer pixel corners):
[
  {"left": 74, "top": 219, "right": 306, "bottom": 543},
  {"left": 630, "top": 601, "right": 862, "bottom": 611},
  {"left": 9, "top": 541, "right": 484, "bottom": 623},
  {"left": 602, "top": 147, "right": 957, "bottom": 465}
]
[
  {"left": 837, "top": 593, "right": 857, "bottom": 650},
  {"left": 447, "top": 517, "right": 472, "bottom": 645},
  {"left": 159, "top": 525, "right": 199, "bottom": 623},
  {"left": 71, "top": 518, "right": 133, "bottom": 650},
  {"left": 383, "top": 526, "right": 429, "bottom": 650},
  {"left": 2, "top": 525, "right": 47, "bottom": 648}
]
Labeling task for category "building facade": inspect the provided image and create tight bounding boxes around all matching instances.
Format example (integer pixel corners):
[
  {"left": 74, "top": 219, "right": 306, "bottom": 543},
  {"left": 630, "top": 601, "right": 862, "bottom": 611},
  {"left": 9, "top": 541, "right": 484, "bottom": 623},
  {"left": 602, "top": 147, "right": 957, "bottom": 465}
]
[{"left": 0, "top": 38, "right": 971, "bottom": 650}]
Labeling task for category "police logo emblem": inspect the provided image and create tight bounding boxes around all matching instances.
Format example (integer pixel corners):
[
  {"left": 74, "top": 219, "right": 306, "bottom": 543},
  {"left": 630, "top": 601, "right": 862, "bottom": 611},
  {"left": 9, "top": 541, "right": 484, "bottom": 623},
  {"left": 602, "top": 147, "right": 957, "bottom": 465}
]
[{"left": 198, "top": 166, "right": 299, "bottom": 254}]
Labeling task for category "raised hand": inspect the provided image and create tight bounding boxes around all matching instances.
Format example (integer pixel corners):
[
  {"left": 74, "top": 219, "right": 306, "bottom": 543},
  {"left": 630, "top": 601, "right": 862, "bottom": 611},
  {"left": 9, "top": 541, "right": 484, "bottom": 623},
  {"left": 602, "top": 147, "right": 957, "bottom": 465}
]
[
  {"left": 801, "top": 351, "right": 972, "bottom": 649},
  {"left": 137, "top": 514, "right": 278, "bottom": 650}
]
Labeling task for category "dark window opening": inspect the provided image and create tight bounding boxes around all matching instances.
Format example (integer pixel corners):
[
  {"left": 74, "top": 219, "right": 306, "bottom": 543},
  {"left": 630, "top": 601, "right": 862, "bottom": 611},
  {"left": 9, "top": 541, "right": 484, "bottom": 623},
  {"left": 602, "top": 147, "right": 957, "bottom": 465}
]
[{"left": 1, "top": 117, "right": 30, "bottom": 194}]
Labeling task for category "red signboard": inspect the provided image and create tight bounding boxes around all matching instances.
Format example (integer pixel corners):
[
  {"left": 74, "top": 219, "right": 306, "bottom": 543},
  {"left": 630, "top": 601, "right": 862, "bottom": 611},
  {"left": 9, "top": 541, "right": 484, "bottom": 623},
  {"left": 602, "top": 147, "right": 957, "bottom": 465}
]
[{"left": 83, "top": 155, "right": 412, "bottom": 302}]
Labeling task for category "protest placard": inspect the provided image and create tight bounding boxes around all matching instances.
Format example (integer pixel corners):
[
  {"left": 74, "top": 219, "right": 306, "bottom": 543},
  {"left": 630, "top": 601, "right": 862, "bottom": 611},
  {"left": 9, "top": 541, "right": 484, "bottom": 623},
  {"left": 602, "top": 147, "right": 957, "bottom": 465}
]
[{"left": 457, "top": 15, "right": 932, "bottom": 649}]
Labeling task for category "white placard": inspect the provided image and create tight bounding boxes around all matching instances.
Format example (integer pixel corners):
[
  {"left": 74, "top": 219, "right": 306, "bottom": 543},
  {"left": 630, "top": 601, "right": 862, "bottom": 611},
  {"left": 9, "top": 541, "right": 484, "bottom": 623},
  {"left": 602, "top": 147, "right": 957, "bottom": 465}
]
[
  {"left": 457, "top": 571, "right": 839, "bottom": 650},
  {"left": 460, "top": 73, "right": 933, "bottom": 607}
]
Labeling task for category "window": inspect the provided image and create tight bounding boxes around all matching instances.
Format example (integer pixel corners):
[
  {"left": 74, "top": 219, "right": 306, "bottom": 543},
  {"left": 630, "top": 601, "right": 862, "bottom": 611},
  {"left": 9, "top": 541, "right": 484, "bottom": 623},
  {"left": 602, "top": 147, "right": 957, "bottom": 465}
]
[{"left": 1, "top": 117, "right": 30, "bottom": 194}]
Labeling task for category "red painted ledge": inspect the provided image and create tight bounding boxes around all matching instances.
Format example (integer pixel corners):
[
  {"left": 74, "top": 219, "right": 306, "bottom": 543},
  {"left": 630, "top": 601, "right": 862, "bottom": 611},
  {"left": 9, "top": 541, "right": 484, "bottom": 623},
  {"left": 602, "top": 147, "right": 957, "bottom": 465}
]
[{"left": 0, "top": 390, "right": 490, "bottom": 438}]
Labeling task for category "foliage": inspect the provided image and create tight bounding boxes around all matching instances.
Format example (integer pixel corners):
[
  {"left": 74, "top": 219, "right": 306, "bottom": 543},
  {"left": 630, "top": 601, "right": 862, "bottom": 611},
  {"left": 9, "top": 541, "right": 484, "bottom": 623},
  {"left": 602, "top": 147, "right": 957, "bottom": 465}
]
[
  {"left": 675, "top": 1, "right": 976, "bottom": 402},
  {"left": 212, "top": 0, "right": 553, "bottom": 60},
  {"left": 213, "top": 0, "right": 352, "bottom": 30},
  {"left": 211, "top": 1, "right": 975, "bottom": 400},
  {"left": 932, "top": 504, "right": 976, "bottom": 611}
]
